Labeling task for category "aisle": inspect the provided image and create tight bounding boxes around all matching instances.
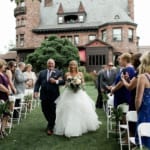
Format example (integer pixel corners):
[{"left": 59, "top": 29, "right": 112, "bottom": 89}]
[
  {"left": 0, "top": 108, "right": 120, "bottom": 150},
  {"left": 0, "top": 84, "right": 119, "bottom": 150}
]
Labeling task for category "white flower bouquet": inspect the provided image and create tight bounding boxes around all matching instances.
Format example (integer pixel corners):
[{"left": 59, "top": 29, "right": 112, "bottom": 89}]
[{"left": 66, "top": 75, "right": 83, "bottom": 92}]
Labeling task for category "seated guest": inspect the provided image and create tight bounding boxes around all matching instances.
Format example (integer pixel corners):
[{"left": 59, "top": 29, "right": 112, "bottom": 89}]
[
  {"left": 135, "top": 52, "right": 150, "bottom": 149},
  {"left": 23, "top": 64, "right": 37, "bottom": 89}
]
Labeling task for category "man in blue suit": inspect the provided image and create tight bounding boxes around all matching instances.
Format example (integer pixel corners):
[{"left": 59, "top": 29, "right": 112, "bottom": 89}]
[{"left": 34, "top": 58, "right": 65, "bottom": 135}]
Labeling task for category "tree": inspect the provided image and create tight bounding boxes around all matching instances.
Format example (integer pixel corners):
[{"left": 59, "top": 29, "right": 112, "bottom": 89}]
[{"left": 26, "top": 36, "right": 80, "bottom": 72}]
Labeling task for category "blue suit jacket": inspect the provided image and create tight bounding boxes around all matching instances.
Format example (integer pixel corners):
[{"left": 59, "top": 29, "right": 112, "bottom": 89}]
[{"left": 34, "top": 69, "right": 64, "bottom": 101}]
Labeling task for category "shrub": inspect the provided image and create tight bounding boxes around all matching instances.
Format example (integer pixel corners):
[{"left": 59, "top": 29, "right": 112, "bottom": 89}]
[
  {"left": 79, "top": 66, "right": 86, "bottom": 74},
  {"left": 84, "top": 72, "right": 93, "bottom": 82}
]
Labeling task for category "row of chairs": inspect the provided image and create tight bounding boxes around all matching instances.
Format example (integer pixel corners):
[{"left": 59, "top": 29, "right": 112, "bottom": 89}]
[
  {"left": 106, "top": 94, "right": 150, "bottom": 150},
  {"left": 3, "top": 89, "right": 40, "bottom": 136}
]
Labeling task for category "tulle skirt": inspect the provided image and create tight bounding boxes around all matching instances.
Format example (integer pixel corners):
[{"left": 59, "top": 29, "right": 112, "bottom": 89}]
[{"left": 54, "top": 88, "right": 100, "bottom": 137}]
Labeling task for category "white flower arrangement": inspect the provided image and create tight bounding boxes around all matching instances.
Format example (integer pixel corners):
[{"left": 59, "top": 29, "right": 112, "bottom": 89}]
[{"left": 66, "top": 75, "right": 83, "bottom": 92}]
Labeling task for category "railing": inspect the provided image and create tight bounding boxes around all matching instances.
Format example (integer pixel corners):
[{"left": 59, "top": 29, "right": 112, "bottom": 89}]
[{"left": 14, "top": 6, "right": 26, "bottom": 17}]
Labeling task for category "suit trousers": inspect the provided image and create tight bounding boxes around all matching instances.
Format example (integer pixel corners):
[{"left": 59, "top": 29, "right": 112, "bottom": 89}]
[{"left": 41, "top": 100, "right": 56, "bottom": 131}]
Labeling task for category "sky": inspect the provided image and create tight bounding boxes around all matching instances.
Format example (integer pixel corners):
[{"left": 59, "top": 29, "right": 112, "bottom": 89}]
[{"left": 0, "top": 0, "right": 150, "bottom": 54}]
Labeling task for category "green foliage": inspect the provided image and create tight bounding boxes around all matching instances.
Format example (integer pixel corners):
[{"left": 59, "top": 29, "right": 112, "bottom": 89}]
[
  {"left": 78, "top": 66, "right": 86, "bottom": 74},
  {"left": 113, "top": 107, "right": 123, "bottom": 122},
  {"left": 24, "top": 94, "right": 32, "bottom": 103},
  {"left": 102, "top": 92, "right": 109, "bottom": 103},
  {"left": 84, "top": 72, "right": 93, "bottom": 82},
  {"left": 26, "top": 36, "right": 79, "bottom": 72},
  {"left": 0, "top": 100, "right": 11, "bottom": 116}
]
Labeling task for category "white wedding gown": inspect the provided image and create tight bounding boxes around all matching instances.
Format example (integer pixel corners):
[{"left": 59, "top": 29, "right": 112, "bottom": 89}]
[{"left": 54, "top": 88, "right": 100, "bottom": 137}]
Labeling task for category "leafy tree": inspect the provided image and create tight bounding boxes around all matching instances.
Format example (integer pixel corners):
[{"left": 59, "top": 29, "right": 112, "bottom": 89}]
[{"left": 26, "top": 36, "right": 80, "bottom": 72}]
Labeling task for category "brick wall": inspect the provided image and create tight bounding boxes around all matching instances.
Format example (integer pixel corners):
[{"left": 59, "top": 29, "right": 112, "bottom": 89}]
[{"left": 98, "top": 24, "right": 137, "bottom": 54}]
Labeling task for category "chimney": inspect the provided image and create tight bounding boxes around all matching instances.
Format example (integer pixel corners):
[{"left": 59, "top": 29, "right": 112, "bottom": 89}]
[{"left": 128, "top": 0, "right": 134, "bottom": 20}]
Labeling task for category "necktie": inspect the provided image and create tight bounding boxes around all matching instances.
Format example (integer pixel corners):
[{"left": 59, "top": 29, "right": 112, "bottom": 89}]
[
  {"left": 47, "top": 70, "right": 51, "bottom": 81},
  {"left": 107, "top": 70, "right": 110, "bottom": 78}
]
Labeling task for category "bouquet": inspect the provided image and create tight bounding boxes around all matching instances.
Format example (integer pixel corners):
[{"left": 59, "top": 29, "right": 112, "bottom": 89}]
[{"left": 66, "top": 75, "right": 83, "bottom": 92}]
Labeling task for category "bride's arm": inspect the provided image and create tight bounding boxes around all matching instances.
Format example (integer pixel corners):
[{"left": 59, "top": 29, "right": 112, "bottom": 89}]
[{"left": 79, "top": 72, "right": 85, "bottom": 90}]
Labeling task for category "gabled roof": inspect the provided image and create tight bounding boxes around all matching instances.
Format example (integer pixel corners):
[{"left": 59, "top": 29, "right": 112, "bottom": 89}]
[
  {"left": 35, "top": 0, "right": 136, "bottom": 31},
  {"left": 85, "top": 39, "right": 113, "bottom": 48},
  {"left": 57, "top": 3, "right": 64, "bottom": 14},
  {"left": 0, "top": 51, "right": 17, "bottom": 60},
  {"left": 78, "top": 1, "right": 86, "bottom": 13}
]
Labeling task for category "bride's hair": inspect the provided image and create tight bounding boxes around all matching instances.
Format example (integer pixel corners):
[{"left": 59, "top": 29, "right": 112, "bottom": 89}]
[{"left": 68, "top": 60, "right": 79, "bottom": 73}]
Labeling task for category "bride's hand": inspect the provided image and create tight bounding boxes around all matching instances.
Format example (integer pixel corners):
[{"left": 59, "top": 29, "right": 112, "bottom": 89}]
[{"left": 49, "top": 78, "right": 57, "bottom": 84}]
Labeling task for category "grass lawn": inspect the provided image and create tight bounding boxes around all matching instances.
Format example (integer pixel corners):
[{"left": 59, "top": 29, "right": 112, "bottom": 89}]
[{"left": 0, "top": 82, "right": 120, "bottom": 150}]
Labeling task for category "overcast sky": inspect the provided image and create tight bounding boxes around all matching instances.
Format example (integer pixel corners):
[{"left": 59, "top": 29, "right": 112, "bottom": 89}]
[{"left": 0, "top": 0, "right": 150, "bottom": 54}]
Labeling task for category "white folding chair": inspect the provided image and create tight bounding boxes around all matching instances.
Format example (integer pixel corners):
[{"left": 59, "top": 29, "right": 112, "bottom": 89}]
[
  {"left": 118, "top": 104, "right": 129, "bottom": 150},
  {"left": 126, "top": 111, "right": 137, "bottom": 150},
  {"left": 13, "top": 94, "right": 24, "bottom": 124},
  {"left": 6, "top": 95, "right": 16, "bottom": 134},
  {"left": 138, "top": 123, "right": 150, "bottom": 150},
  {"left": 107, "top": 105, "right": 117, "bottom": 138},
  {"left": 24, "top": 89, "right": 34, "bottom": 112}
]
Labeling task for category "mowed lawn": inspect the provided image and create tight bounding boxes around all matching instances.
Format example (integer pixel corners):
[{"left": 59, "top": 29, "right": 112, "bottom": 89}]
[{"left": 0, "top": 82, "right": 120, "bottom": 150}]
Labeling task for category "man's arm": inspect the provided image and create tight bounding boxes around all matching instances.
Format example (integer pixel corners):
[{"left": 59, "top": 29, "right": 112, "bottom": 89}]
[{"left": 15, "top": 69, "right": 27, "bottom": 83}]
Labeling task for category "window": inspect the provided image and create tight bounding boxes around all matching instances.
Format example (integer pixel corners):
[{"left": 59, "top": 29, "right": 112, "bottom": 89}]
[
  {"left": 44, "top": 36, "right": 48, "bottom": 40},
  {"left": 20, "top": 2, "right": 25, "bottom": 7},
  {"left": 60, "top": 36, "right": 66, "bottom": 39},
  {"left": 102, "top": 30, "right": 107, "bottom": 42},
  {"left": 74, "top": 35, "right": 79, "bottom": 45},
  {"left": 128, "top": 29, "right": 134, "bottom": 42},
  {"left": 113, "top": 28, "right": 122, "bottom": 41},
  {"left": 20, "top": 34, "right": 24, "bottom": 46},
  {"left": 67, "top": 36, "right": 72, "bottom": 42},
  {"left": 45, "top": 0, "right": 53, "bottom": 7},
  {"left": 21, "top": 18, "right": 25, "bottom": 25},
  {"left": 64, "top": 15, "right": 78, "bottom": 23},
  {"left": 58, "top": 16, "right": 63, "bottom": 24},
  {"left": 89, "top": 35, "right": 96, "bottom": 41},
  {"left": 79, "top": 15, "right": 84, "bottom": 23},
  {"left": 16, "top": 35, "right": 18, "bottom": 46},
  {"left": 16, "top": 19, "right": 20, "bottom": 26},
  {"left": 89, "top": 55, "right": 106, "bottom": 66}
]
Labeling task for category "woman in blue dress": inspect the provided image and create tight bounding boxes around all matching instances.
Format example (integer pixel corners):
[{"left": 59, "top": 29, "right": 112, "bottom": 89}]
[
  {"left": 111, "top": 53, "right": 135, "bottom": 108},
  {"left": 135, "top": 52, "right": 150, "bottom": 149}
]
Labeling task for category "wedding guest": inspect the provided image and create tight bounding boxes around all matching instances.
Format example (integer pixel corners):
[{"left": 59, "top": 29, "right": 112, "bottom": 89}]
[
  {"left": 121, "top": 53, "right": 142, "bottom": 110},
  {"left": 101, "top": 62, "right": 117, "bottom": 93},
  {"left": 0, "top": 59, "right": 11, "bottom": 137},
  {"left": 23, "top": 64, "right": 37, "bottom": 89},
  {"left": 111, "top": 53, "right": 135, "bottom": 108},
  {"left": 121, "top": 53, "right": 141, "bottom": 137},
  {"left": 135, "top": 52, "right": 150, "bottom": 149},
  {"left": 96, "top": 65, "right": 107, "bottom": 108},
  {"left": 14, "top": 62, "right": 29, "bottom": 94},
  {"left": 5, "top": 61, "right": 17, "bottom": 94}
]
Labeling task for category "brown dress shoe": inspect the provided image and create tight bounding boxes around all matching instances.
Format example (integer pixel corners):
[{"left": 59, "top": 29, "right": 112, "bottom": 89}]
[{"left": 47, "top": 130, "right": 53, "bottom": 136}]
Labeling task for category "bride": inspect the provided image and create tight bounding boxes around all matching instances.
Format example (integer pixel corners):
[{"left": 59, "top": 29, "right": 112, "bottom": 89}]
[{"left": 54, "top": 60, "right": 100, "bottom": 137}]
